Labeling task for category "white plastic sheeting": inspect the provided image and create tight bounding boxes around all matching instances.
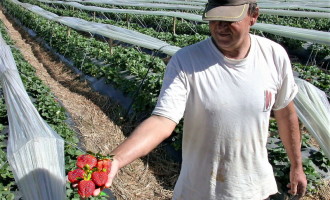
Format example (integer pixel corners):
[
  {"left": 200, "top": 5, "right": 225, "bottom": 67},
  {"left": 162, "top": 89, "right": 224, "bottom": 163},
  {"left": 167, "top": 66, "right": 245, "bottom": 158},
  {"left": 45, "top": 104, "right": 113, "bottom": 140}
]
[
  {"left": 11, "top": 0, "right": 181, "bottom": 56},
  {"left": 40, "top": 0, "right": 330, "bottom": 19},
  {"left": 258, "top": 0, "right": 330, "bottom": 12},
  {"left": 259, "top": 4, "right": 330, "bottom": 12},
  {"left": 253, "top": 23, "right": 330, "bottom": 45},
  {"left": 39, "top": 0, "right": 203, "bottom": 21},
  {"left": 294, "top": 77, "right": 330, "bottom": 160},
  {"left": 16, "top": 0, "right": 330, "bottom": 48},
  {"left": 120, "top": 0, "right": 206, "bottom": 6},
  {"left": 68, "top": 0, "right": 330, "bottom": 12},
  {"left": 69, "top": 0, "right": 204, "bottom": 11},
  {"left": 259, "top": 9, "right": 330, "bottom": 18},
  {"left": 0, "top": 34, "right": 66, "bottom": 200}
]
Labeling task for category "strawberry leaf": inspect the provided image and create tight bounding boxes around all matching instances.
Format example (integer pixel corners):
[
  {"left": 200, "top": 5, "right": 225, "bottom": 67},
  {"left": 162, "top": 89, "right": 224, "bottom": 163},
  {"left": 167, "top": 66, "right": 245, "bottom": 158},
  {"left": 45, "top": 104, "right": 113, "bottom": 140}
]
[{"left": 99, "top": 191, "right": 109, "bottom": 197}]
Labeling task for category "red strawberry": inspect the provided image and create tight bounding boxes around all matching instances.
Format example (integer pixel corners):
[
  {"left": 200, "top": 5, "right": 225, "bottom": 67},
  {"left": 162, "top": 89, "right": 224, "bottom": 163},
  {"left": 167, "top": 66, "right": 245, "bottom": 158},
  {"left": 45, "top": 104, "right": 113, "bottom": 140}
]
[
  {"left": 76, "top": 154, "right": 97, "bottom": 169},
  {"left": 78, "top": 180, "right": 95, "bottom": 198},
  {"left": 91, "top": 171, "right": 108, "bottom": 187},
  {"left": 68, "top": 168, "right": 84, "bottom": 183},
  {"left": 96, "top": 159, "right": 112, "bottom": 174}
]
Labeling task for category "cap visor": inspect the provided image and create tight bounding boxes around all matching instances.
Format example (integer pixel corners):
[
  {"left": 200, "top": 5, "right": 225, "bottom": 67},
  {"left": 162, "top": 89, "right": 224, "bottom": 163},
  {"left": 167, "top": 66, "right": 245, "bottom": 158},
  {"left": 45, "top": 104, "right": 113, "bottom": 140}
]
[{"left": 202, "top": 4, "right": 248, "bottom": 22}]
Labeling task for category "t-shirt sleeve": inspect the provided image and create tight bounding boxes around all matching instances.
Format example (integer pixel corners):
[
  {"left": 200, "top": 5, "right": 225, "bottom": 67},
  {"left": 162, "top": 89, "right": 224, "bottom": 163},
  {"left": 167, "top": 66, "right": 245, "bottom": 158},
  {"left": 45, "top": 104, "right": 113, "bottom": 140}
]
[
  {"left": 152, "top": 55, "right": 188, "bottom": 124},
  {"left": 272, "top": 47, "right": 298, "bottom": 110}
]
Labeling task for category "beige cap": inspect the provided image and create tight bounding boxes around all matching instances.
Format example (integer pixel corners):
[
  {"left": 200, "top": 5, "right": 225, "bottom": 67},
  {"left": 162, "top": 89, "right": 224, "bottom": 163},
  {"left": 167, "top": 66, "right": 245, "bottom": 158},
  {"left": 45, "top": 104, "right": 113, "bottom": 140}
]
[{"left": 202, "top": 0, "right": 257, "bottom": 22}]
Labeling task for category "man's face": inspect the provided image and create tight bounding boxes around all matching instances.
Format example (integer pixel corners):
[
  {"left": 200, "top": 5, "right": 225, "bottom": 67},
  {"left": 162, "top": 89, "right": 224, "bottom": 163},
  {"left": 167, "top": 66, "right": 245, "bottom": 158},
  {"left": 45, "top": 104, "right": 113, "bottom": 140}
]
[{"left": 209, "top": 9, "right": 258, "bottom": 54}]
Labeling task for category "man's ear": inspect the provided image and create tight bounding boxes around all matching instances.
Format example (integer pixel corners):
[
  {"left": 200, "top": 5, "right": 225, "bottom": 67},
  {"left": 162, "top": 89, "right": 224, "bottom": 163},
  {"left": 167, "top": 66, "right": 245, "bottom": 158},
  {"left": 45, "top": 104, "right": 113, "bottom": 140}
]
[
  {"left": 250, "top": 7, "right": 259, "bottom": 26},
  {"left": 250, "top": 18, "right": 257, "bottom": 26}
]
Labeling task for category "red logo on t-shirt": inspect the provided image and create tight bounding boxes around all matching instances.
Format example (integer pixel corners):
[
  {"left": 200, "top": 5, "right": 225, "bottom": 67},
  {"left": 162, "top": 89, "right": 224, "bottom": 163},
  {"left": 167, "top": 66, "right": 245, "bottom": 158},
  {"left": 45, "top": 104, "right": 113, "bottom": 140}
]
[{"left": 264, "top": 90, "right": 272, "bottom": 112}]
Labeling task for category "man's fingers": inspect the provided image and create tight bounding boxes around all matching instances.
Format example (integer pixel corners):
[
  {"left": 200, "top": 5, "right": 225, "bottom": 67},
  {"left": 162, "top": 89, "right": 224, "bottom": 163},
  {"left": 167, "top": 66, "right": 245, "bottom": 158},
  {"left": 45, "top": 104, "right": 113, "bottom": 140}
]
[
  {"left": 105, "top": 171, "right": 114, "bottom": 188},
  {"left": 288, "top": 180, "right": 307, "bottom": 198},
  {"left": 297, "top": 184, "right": 306, "bottom": 197},
  {"left": 288, "top": 168, "right": 307, "bottom": 199},
  {"left": 93, "top": 188, "right": 101, "bottom": 196},
  {"left": 105, "top": 175, "right": 113, "bottom": 188},
  {"left": 288, "top": 182, "right": 298, "bottom": 195},
  {"left": 105, "top": 161, "right": 118, "bottom": 188}
]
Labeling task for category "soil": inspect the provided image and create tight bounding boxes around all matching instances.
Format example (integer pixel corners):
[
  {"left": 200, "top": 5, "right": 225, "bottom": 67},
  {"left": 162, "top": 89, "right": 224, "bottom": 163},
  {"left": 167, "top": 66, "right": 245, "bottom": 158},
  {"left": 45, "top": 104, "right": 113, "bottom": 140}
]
[{"left": 0, "top": 7, "right": 329, "bottom": 200}]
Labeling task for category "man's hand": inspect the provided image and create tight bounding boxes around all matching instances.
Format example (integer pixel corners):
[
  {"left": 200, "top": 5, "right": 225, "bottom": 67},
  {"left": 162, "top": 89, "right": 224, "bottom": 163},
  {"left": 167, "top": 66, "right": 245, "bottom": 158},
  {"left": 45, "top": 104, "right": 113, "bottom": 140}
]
[
  {"left": 105, "top": 157, "right": 119, "bottom": 188},
  {"left": 287, "top": 166, "right": 307, "bottom": 199},
  {"left": 93, "top": 157, "right": 120, "bottom": 196}
]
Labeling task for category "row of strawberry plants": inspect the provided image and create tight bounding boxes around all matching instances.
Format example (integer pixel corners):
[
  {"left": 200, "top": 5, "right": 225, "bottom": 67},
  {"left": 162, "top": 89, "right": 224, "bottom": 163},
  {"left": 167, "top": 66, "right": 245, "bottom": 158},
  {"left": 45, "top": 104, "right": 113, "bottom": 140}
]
[
  {"left": 9, "top": 0, "right": 330, "bottom": 146},
  {"left": 71, "top": 3, "right": 330, "bottom": 41},
  {"left": 268, "top": 119, "right": 330, "bottom": 194},
  {"left": 78, "top": 2, "right": 330, "bottom": 32},
  {"left": 293, "top": 63, "right": 330, "bottom": 96},
  {"left": 20, "top": 0, "right": 209, "bottom": 48},
  {"left": 0, "top": 26, "right": 15, "bottom": 199},
  {"left": 0, "top": 20, "right": 99, "bottom": 199},
  {"left": 5, "top": 0, "right": 329, "bottom": 145},
  {"left": 38, "top": 0, "right": 330, "bottom": 64},
  {"left": 29, "top": 0, "right": 330, "bottom": 95},
  {"left": 102, "top": 10, "right": 330, "bottom": 62},
  {"left": 2, "top": 0, "right": 168, "bottom": 114}
]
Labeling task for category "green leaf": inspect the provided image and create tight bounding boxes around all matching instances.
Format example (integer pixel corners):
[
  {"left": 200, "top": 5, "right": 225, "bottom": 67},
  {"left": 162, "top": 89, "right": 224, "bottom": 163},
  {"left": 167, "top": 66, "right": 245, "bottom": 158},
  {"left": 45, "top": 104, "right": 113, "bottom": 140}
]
[{"left": 99, "top": 191, "right": 109, "bottom": 197}]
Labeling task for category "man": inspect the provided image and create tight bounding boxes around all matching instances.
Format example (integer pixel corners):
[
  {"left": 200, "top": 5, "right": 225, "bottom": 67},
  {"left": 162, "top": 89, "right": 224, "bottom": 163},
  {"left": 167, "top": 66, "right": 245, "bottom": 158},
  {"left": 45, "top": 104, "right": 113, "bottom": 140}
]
[{"left": 102, "top": 0, "right": 307, "bottom": 199}]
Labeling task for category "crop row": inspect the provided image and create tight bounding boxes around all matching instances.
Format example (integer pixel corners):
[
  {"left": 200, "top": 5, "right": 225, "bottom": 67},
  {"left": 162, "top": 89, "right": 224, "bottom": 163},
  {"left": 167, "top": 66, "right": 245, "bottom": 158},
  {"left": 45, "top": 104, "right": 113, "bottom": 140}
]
[
  {"left": 0, "top": 19, "right": 99, "bottom": 199},
  {"left": 24, "top": 0, "right": 330, "bottom": 62},
  {"left": 21, "top": 0, "right": 210, "bottom": 48},
  {"left": 77, "top": 1, "right": 330, "bottom": 32},
  {"left": 6, "top": 0, "right": 330, "bottom": 152},
  {"left": 27, "top": 0, "right": 330, "bottom": 99},
  {"left": 3, "top": 0, "right": 169, "bottom": 116}
]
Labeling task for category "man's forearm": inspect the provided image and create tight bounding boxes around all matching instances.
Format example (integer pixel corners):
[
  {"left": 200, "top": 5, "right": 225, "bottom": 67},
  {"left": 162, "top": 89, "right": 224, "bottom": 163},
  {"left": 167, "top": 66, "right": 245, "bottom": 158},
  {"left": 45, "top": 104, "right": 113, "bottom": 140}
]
[
  {"left": 274, "top": 101, "right": 307, "bottom": 197},
  {"left": 274, "top": 101, "right": 302, "bottom": 168},
  {"left": 110, "top": 115, "right": 176, "bottom": 169}
]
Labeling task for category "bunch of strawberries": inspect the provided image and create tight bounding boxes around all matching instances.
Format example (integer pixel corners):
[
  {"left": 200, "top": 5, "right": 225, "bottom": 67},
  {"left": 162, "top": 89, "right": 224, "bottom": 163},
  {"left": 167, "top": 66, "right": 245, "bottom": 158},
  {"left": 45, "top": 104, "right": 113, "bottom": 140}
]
[{"left": 68, "top": 153, "right": 113, "bottom": 198}]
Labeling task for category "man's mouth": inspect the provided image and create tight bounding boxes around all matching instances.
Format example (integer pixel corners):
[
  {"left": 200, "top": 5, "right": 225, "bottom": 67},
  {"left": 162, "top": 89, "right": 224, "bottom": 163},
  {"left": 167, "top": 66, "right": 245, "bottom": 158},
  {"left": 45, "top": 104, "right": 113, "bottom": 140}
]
[{"left": 218, "top": 33, "right": 230, "bottom": 37}]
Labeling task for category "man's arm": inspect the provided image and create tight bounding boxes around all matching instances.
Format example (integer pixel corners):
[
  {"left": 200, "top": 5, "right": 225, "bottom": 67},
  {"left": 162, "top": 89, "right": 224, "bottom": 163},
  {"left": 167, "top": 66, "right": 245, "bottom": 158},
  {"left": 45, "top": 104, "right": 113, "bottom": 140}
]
[
  {"left": 274, "top": 101, "right": 307, "bottom": 198},
  {"left": 104, "top": 115, "right": 176, "bottom": 188}
]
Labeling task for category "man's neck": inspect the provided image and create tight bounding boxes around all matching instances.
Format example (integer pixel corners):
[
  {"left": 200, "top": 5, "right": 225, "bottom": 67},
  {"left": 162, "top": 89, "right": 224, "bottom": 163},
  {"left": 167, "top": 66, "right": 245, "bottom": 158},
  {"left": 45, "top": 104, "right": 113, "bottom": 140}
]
[{"left": 212, "top": 35, "right": 251, "bottom": 60}]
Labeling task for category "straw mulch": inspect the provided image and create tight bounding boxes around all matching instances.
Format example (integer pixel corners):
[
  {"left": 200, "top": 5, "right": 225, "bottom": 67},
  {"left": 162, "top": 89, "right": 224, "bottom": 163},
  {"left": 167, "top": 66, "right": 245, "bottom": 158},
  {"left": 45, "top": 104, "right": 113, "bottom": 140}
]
[{"left": 0, "top": 7, "right": 328, "bottom": 200}]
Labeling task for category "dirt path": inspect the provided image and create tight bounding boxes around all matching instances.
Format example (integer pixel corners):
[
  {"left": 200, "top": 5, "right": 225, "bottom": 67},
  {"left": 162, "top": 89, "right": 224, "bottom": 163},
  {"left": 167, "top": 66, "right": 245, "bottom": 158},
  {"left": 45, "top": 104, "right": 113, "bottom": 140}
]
[{"left": 0, "top": 7, "right": 179, "bottom": 200}]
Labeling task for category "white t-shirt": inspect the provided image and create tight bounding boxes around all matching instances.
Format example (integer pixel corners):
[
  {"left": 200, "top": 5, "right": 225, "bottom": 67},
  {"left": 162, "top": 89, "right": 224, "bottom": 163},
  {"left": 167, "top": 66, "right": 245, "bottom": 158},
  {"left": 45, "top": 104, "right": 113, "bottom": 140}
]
[{"left": 152, "top": 34, "right": 298, "bottom": 200}]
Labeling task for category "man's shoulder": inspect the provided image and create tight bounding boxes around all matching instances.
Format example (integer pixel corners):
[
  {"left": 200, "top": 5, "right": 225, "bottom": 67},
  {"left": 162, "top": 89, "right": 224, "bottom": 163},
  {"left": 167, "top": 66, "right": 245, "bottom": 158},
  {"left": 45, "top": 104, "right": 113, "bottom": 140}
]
[
  {"left": 252, "top": 34, "right": 274, "bottom": 43},
  {"left": 252, "top": 34, "right": 287, "bottom": 55}
]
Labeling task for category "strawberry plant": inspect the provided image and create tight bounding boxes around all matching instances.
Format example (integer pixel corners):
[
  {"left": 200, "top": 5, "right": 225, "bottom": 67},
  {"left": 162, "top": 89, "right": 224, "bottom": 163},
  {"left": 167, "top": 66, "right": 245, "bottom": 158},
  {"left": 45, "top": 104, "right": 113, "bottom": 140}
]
[
  {"left": 0, "top": 98, "right": 7, "bottom": 124},
  {"left": 309, "top": 151, "right": 330, "bottom": 173},
  {"left": 0, "top": 128, "right": 16, "bottom": 199},
  {"left": 267, "top": 133, "right": 324, "bottom": 194},
  {"left": 293, "top": 63, "right": 330, "bottom": 95},
  {"left": 0, "top": 103, "right": 16, "bottom": 189},
  {"left": 307, "top": 43, "right": 330, "bottom": 65}
]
